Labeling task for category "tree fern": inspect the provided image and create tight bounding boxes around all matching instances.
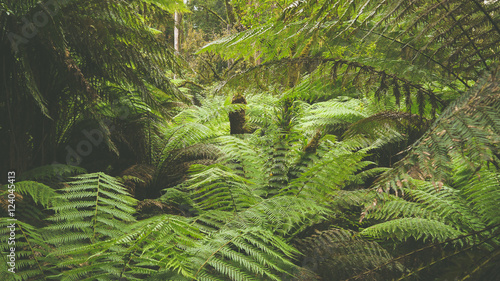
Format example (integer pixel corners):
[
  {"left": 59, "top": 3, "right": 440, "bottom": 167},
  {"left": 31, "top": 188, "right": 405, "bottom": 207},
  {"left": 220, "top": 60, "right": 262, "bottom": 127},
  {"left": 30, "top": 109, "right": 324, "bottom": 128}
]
[{"left": 196, "top": 0, "right": 500, "bottom": 125}]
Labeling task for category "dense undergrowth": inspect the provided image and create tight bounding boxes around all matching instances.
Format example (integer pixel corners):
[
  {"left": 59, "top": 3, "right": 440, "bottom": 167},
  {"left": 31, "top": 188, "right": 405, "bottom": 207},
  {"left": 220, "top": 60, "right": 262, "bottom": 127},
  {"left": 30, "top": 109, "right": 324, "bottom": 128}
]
[{"left": 2, "top": 0, "right": 500, "bottom": 280}]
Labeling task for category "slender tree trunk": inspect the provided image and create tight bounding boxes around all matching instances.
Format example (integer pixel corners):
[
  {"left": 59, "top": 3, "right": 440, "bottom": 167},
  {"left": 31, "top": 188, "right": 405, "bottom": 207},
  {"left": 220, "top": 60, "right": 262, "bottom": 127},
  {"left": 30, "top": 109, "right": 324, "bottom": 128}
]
[
  {"left": 255, "top": 50, "right": 262, "bottom": 65},
  {"left": 174, "top": 12, "right": 182, "bottom": 54},
  {"left": 224, "top": 0, "right": 237, "bottom": 29},
  {"left": 224, "top": 0, "right": 237, "bottom": 68}
]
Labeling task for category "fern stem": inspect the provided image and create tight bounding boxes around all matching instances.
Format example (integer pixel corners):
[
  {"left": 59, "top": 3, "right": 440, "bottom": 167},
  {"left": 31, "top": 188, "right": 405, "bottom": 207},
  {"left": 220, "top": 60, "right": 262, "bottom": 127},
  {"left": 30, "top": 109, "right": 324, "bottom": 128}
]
[
  {"left": 119, "top": 252, "right": 135, "bottom": 280},
  {"left": 18, "top": 223, "right": 46, "bottom": 280},
  {"left": 360, "top": 28, "right": 469, "bottom": 88},
  {"left": 394, "top": 229, "right": 499, "bottom": 281},
  {"left": 92, "top": 173, "right": 102, "bottom": 244},
  {"left": 459, "top": 247, "right": 500, "bottom": 281},
  {"left": 470, "top": 0, "right": 500, "bottom": 50},
  {"left": 198, "top": 4, "right": 228, "bottom": 26},
  {"left": 346, "top": 223, "right": 500, "bottom": 280},
  {"left": 441, "top": 3, "right": 490, "bottom": 72},
  {"left": 294, "top": 164, "right": 324, "bottom": 198}
]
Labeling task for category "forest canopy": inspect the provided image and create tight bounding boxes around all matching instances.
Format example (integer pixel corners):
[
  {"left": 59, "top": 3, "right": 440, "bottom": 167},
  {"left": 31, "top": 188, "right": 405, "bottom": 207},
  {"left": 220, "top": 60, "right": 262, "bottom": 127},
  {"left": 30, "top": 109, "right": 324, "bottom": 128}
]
[{"left": 1, "top": 0, "right": 500, "bottom": 280}]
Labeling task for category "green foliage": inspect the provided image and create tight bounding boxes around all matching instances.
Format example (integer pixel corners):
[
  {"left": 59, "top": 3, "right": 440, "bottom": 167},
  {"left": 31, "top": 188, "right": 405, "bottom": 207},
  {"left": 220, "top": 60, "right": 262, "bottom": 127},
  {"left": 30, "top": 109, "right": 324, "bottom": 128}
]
[
  {"left": 54, "top": 214, "right": 200, "bottom": 280},
  {"left": 0, "top": 219, "right": 53, "bottom": 281},
  {"left": 179, "top": 164, "right": 259, "bottom": 212},
  {"left": 361, "top": 218, "right": 466, "bottom": 243},
  {"left": 359, "top": 164, "right": 500, "bottom": 279},
  {"left": 0, "top": 0, "right": 188, "bottom": 172},
  {"left": 45, "top": 169, "right": 306, "bottom": 280},
  {"left": 153, "top": 92, "right": 395, "bottom": 279},
  {"left": 1, "top": 167, "right": 312, "bottom": 280},
  {"left": 376, "top": 71, "right": 500, "bottom": 192},
  {"left": 295, "top": 228, "right": 404, "bottom": 280},
  {"left": 19, "top": 164, "right": 87, "bottom": 182},
  {"left": 0, "top": 172, "right": 139, "bottom": 280},
  {"left": 194, "top": 1, "right": 500, "bottom": 278},
  {"left": 45, "top": 173, "right": 137, "bottom": 249},
  {"left": 0, "top": 181, "right": 63, "bottom": 223},
  {"left": 186, "top": 0, "right": 228, "bottom": 34},
  {"left": 4, "top": 0, "right": 500, "bottom": 280},
  {"left": 2, "top": 181, "right": 60, "bottom": 210}
]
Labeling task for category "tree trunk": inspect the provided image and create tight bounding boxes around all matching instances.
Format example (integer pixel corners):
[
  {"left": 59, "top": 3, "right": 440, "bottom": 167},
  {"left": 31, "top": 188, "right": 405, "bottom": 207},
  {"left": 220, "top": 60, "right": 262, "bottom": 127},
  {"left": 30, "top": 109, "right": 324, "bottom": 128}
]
[
  {"left": 229, "top": 93, "right": 247, "bottom": 134},
  {"left": 224, "top": 0, "right": 237, "bottom": 29},
  {"left": 174, "top": 12, "right": 182, "bottom": 54}
]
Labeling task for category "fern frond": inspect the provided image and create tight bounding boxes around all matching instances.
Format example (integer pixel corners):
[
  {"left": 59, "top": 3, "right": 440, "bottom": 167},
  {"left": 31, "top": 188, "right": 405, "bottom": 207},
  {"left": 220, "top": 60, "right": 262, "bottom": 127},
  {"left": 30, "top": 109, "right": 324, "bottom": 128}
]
[
  {"left": 55, "top": 214, "right": 200, "bottom": 280},
  {"left": 343, "top": 111, "right": 426, "bottom": 145},
  {"left": 7, "top": 181, "right": 61, "bottom": 208},
  {"left": 0, "top": 219, "right": 53, "bottom": 281},
  {"left": 46, "top": 173, "right": 137, "bottom": 249},
  {"left": 293, "top": 0, "right": 500, "bottom": 80},
  {"left": 19, "top": 164, "right": 87, "bottom": 182},
  {"left": 214, "top": 135, "right": 266, "bottom": 182},
  {"left": 190, "top": 227, "right": 299, "bottom": 281},
  {"left": 298, "top": 98, "right": 368, "bottom": 133},
  {"left": 360, "top": 217, "right": 465, "bottom": 243},
  {"left": 178, "top": 164, "right": 260, "bottom": 212},
  {"left": 286, "top": 145, "right": 371, "bottom": 198},
  {"left": 462, "top": 170, "right": 500, "bottom": 226},
  {"left": 375, "top": 70, "right": 500, "bottom": 192}
]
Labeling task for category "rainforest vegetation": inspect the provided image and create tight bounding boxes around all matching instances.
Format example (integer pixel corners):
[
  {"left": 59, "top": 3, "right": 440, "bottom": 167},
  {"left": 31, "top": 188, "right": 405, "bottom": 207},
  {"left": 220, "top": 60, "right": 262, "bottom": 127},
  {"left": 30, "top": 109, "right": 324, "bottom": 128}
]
[{"left": 1, "top": 0, "right": 500, "bottom": 280}]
